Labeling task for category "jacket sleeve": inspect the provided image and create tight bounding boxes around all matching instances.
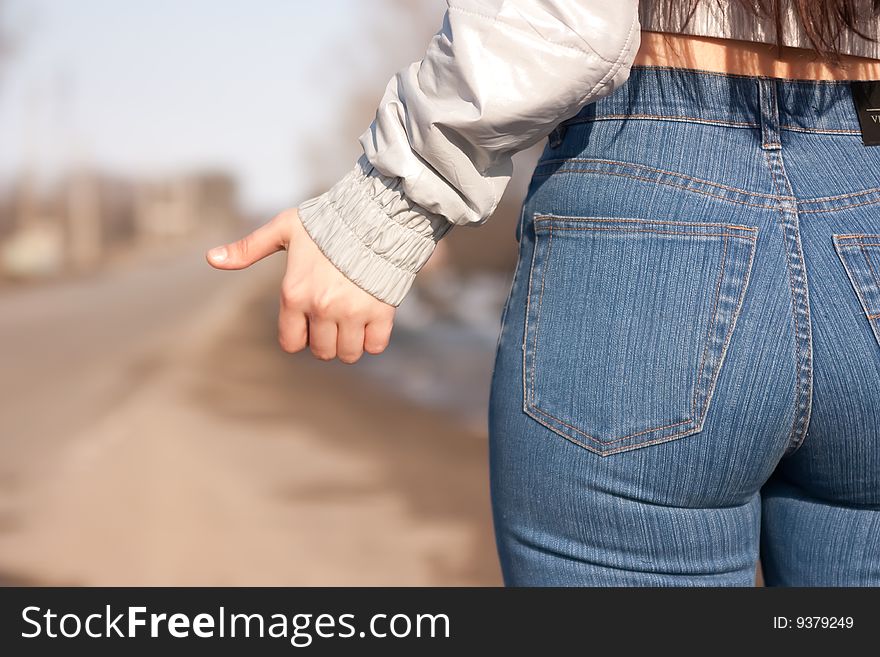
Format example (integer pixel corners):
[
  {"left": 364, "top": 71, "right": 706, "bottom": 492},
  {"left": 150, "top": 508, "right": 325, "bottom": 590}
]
[{"left": 297, "top": 0, "right": 641, "bottom": 306}]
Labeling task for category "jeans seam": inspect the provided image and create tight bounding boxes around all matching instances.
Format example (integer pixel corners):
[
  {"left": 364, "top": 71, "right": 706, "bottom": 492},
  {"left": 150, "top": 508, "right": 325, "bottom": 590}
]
[
  {"left": 522, "top": 216, "right": 550, "bottom": 412},
  {"left": 534, "top": 213, "right": 760, "bottom": 233},
  {"left": 799, "top": 197, "right": 880, "bottom": 215},
  {"left": 562, "top": 114, "right": 759, "bottom": 130},
  {"left": 529, "top": 223, "right": 554, "bottom": 407},
  {"left": 534, "top": 169, "right": 779, "bottom": 211},
  {"left": 779, "top": 124, "right": 862, "bottom": 135},
  {"left": 765, "top": 149, "right": 803, "bottom": 453},
  {"left": 522, "top": 407, "right": 701, "bottom": 456},
  {"left": 535, "top": 157, "right": 778, "bottom": 201},
  {"left": 521, "top": 213, "right": 540, "bottom": 417},
  {"left": 862, "top": 245, "right": 880, "bottom": 289},
  {"left": 692, "top": 232, "right": 728, "bottom": 423},
  {"left": 835, "top": 234, "right": 880, "bottom": 242},
  {"left": 533, "top": 226, "right": 755, "bottom": 239},
  {"left": 763, "top": 149, "right": 814, "bottom": 457},
  {"left": 701, "top": 231, "right": 759, "bottom": 433},
  {"left": 833, "top": 238, "right": 880, "bottom": 342},
  {"left": 859, "top": 246, "right": 880, "bottom": 327},
  {"left": 535, "top": 158, "right": 880, "bottom": 215},
  {"left": 801, "top": 189, "right": 880, "bottom": 204},
  {"left": 525, "top": 403, "right": 693, "bottom": 445}
]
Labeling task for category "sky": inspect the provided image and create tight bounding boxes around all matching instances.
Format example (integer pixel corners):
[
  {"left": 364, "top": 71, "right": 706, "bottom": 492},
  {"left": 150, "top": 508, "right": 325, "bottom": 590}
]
[{"left": 0, "top": 0, "right": 430, "bottom": 216}]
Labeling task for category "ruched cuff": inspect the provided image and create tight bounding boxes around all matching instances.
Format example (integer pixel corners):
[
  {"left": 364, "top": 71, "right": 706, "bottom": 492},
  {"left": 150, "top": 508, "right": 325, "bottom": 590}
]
[{"left": 297, "top": 153, "right": 454, "bottom": 307}]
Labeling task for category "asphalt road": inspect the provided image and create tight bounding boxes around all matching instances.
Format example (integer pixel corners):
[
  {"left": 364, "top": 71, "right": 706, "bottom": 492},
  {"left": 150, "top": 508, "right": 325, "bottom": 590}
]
[
  {"left": 0, "top": 234, "right": 501, "bottom": 585},
  {"left": 0, "top": 235, "right": 247, "bottom": 477}
]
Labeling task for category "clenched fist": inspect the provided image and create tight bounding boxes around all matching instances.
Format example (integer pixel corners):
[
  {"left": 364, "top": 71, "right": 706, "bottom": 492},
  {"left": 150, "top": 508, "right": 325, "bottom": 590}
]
[{"left": 206, "top": 208, "right": 396, "bottom": 364}]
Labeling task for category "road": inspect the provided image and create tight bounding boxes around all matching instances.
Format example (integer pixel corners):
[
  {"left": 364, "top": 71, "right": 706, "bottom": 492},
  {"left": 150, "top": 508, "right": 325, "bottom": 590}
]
[
  {"left": 0, "top": 234, "right": 255, "bottom": 475},
  {"left": 0, "top": 234, "right": 501, "bottom": 585}
]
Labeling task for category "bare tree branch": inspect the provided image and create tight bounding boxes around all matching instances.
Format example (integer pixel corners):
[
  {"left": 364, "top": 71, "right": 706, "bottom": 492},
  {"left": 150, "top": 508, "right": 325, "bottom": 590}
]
[{"left": 0, "top": 0, "right": 12, "bottom": 84}]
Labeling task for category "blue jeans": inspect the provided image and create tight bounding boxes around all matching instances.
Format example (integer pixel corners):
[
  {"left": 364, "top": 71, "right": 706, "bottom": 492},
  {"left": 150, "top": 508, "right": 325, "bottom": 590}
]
[{"left": 488, "top": 65, "right": 880, "bottom": 586}]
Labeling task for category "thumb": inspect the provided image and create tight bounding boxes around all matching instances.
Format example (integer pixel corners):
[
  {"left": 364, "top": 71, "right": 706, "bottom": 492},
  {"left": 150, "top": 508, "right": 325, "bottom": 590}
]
[{"left": 206, "top": 216, "right": 287, "bottom": 270}]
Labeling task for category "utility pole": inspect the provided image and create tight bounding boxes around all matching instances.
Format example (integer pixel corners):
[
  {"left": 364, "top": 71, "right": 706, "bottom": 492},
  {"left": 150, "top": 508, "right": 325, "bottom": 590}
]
[{"left": 59, "top": 69, "right": 102, "bottom": 271}]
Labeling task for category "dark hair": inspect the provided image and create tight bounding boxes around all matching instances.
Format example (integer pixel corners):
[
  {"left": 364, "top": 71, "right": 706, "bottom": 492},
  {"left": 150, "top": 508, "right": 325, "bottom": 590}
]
[{"left": 659, "top": 0, "right": 880, "bottom": 63}]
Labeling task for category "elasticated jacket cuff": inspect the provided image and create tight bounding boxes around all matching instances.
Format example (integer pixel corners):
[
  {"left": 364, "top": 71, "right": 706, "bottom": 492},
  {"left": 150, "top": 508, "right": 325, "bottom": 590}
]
[{"left": 297, "top": 153, "right": 453, "bottom": 307}]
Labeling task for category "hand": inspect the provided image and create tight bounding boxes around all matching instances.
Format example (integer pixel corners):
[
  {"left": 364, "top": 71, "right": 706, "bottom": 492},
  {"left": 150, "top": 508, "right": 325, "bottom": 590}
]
[{"left": 206, "top": 208, "right": 396, "bottom": 364}]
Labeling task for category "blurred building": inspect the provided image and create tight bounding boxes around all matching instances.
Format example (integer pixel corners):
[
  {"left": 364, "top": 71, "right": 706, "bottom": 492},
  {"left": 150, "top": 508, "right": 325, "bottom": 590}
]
[
  {"left": 133, "top": 172, "right": 238, "bottom": 242},
  {"left": 0, "top": 169, "right": 241, "bottom": 281}
]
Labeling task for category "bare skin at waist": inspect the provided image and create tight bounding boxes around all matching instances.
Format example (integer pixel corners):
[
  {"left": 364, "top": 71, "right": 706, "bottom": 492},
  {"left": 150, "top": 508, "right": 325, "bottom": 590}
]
[{"left": 634, "top": 30, "right": 880, "bottom": 80}]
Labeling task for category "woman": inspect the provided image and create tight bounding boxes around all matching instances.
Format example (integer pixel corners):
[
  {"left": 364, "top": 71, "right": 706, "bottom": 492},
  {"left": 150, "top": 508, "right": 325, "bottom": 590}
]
[{"left": 206, "top": 1, "right": 880, "bottom": 586}]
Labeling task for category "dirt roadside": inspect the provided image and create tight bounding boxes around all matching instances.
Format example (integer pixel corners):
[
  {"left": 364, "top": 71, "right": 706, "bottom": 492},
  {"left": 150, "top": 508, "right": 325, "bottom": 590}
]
[{"left": 0, "top": 262, "right": 502, "bottom": 586}]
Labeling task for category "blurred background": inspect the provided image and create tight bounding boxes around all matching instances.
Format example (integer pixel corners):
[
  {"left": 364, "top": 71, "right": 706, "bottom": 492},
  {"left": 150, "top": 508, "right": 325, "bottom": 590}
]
[{"left": 0, "top": 0, "right": 545, "bottom": 585}]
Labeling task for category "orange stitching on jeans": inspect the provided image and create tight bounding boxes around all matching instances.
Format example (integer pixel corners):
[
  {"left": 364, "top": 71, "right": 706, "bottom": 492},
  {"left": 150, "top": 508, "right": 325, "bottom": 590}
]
[
  {"left": 868, "top": 313, "right": 880, "bottom": 320},
  {"left": 533, "top": 168, "right": 780, "bottom": 210},
  {"left": 799, "top": 188, "right": 880, "bottom": 206},
  {"left": 529, "top": 223, "right": 553, "bottom": 407},
  {"left": 764, "top": 149, "right": 809, "bottom": 455},
  {"left": 799, "top": 198, "right": 880, "bottom": 215},
  {"left": 596, "top": 428, "right": 706, "bottom": 456},
  {"left": 536, "top": 157, "right": 778, "bottom": 200},
  {"left": 833, "top": 234, "right": 880, "bottom": 241},
  {"left": 533, "top": 214, "right": 759, "bottom": 234},
  {"left": 779, "top": 124, "right": 861, "bottom": 135},
  {"left": 521, "top": 216, "right": 541, "bottom": 415},
  {"left": 692, "top": 232, "right": 728, "bottom": 424},
  {"left": 526, "top": 402, "right": 692, "bottom": 445},
  {"left": 861, "top": 245, "right": 880, "bottom": 289},
  {"left": 534, "top": 159, "right": 880, "bottom": 215},
  {"left": 533, "top": 226, "right": 756, "bottom": 240},
  {"left": 524, "top": 404, "right": 695, "bottom": 454},
  {"left": 563, "top": 113, "right": 758, "bottom": 129}
]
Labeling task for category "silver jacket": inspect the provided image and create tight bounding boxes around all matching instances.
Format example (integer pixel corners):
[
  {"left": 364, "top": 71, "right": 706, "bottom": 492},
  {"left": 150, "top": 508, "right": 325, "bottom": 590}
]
[{"left": 297, "top": 1, "right": 642, "bottom": 307}]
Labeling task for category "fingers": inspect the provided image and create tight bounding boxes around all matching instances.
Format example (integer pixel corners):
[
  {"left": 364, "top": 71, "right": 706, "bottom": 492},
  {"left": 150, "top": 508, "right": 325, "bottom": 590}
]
[
  {"left": 307, "top": 316, "right": 338, "bottom": 361},
  {"left": 206, "top": 215, "right": 287, "bottom": 270},
  {"left": 278, "top": 300, "right": 309, "bottom": 354},
  {"left": 279, "top": 307, "right": 382, "bottom": 363},
  {"left": 364, "top": 317, "right": 393, "bottom": 355},
  {"left": 336, "top": 321, "right": 365, "bottom": 364},
  {"left": 278, "top": 313, "right": 391, "bottom": 362}
]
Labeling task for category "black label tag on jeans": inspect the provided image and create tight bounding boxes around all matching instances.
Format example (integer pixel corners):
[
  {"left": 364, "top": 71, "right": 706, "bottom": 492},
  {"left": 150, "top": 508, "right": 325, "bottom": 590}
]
[{"left": 851, "top": 80, "right": 880, "bottom": 146}]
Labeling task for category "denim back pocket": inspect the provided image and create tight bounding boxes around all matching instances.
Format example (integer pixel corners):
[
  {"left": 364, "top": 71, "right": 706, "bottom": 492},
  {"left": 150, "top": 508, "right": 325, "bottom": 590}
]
[
  {"left": 522, "top": 214, "right": 758, "bottom": 456},
  {"left": 833, "top": 234, "right": 880, "bottom": 348}
]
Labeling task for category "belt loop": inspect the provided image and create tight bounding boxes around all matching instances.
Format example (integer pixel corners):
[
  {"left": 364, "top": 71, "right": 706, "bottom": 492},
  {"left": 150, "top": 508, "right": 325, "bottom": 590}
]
[{"left": 758, "top": 77, "right": 782, "bottom": 150}]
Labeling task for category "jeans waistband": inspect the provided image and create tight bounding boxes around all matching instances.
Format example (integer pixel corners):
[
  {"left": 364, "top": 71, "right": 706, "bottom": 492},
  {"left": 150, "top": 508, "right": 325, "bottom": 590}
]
[{"left": 556, "top": 65, "right": 865, "bottom": 148}]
